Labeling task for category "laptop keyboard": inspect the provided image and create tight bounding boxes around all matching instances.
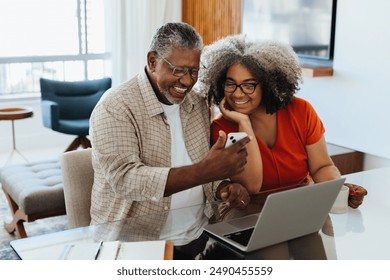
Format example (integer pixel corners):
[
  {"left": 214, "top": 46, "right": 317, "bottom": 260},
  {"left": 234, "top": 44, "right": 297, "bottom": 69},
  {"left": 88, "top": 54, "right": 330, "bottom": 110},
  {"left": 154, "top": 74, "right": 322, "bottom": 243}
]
[{"left": 224, "top": 227, "right": 254, "bottom": 246}]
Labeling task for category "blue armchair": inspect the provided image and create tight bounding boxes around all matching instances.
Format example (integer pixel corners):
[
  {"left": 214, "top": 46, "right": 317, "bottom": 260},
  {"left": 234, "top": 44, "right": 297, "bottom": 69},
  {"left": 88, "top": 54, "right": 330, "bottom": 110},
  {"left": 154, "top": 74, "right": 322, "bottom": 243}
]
[{"left": 40, "top": 77, "right": 112, "bottom": 152}]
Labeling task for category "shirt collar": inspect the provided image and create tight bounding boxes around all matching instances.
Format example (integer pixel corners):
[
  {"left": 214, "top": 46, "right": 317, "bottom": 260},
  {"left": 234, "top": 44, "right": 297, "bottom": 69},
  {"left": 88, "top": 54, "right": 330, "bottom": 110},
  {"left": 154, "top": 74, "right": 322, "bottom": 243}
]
[{"left": 138, "top": 70, "right": 195, "bottom": 117}]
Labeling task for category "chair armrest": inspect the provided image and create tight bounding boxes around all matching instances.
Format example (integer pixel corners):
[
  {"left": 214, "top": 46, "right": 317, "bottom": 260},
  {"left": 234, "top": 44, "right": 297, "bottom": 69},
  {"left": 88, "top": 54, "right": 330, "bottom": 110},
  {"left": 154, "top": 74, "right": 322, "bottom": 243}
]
[{"left": 41, "top": 100, "right": 59, "bottom": 130}]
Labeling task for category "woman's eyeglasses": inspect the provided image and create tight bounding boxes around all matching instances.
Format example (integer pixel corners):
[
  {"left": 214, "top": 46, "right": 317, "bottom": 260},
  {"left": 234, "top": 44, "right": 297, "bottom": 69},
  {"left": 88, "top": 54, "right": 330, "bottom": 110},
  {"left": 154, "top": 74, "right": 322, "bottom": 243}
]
[{"left": 223, "top": 82, "right": 259, "bottom": 95}]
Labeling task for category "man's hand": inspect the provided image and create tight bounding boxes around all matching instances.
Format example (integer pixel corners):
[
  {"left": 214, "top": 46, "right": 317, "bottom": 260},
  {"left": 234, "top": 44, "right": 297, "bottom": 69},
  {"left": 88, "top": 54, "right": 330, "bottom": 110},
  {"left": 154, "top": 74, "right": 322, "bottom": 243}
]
[
  {"left": 217, "top": 182, "right": 250, "bottom": 210},
  {"left": 345, "top": 183, "right": 368, "bottom": 209},
  {"left": 198, "top": 130, "right": 250, "bottom": 182},
  {"left": 164, "top": 131, "right": 250, "bottom": 196}
]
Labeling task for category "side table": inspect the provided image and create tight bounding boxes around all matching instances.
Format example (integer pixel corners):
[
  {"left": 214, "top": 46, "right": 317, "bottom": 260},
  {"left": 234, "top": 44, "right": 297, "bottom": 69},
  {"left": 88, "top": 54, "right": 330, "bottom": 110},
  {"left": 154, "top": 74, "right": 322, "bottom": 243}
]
[
  {"left": 0, "top": 107, "right": 34, "bottom": 165},
  {"left": 327, "top": 143, "right": 364, "bottom": 175}
]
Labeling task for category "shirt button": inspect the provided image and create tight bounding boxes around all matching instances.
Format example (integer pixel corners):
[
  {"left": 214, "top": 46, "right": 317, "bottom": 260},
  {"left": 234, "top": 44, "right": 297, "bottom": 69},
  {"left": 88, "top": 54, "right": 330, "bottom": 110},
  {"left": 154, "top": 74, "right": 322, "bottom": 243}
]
[
  {"left": 151, "top": 196, "right": 157, "bottom": 201},
  {"left": 164, "top": 206, "right": 169, "bottom": 210}
]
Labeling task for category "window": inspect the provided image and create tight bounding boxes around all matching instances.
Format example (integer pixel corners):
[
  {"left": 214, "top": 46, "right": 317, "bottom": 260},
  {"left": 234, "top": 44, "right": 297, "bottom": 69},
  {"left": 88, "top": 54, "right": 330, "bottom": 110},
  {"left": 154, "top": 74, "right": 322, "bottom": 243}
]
[
  {"left": 0, "top": 0, "right": 111, "bottom": 97},
  {"left": 242, "top": 0, "right": 337, "bottom": 66}
]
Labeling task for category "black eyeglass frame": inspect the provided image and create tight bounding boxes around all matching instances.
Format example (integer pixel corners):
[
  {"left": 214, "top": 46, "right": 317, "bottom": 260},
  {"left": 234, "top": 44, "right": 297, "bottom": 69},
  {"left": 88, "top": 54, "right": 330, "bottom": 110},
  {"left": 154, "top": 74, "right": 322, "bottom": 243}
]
[{"left": 222, "top": 81, "right": 260, "bottom": 95}]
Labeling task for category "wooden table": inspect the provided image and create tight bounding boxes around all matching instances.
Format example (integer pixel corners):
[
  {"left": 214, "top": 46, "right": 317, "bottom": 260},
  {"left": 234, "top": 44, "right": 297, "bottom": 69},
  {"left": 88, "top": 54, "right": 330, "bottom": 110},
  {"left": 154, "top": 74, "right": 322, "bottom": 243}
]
[{"left": 0, "top": 107, "right": 33, "bottom": 164}]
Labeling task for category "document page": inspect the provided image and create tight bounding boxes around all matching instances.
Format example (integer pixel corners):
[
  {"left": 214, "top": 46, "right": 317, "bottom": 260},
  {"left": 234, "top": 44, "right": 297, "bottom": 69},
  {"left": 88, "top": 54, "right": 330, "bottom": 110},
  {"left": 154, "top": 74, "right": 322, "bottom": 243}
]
[{"left": 59, "top": 240, "right": 167, "bottom": 260}]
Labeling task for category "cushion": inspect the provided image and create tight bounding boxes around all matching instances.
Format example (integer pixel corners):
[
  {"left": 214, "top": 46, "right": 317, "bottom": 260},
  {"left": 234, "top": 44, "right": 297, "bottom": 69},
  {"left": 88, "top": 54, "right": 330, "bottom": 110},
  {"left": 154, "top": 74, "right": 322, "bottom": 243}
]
[{"left": 0, "top": 159, "right": 64, "bottom": 215}]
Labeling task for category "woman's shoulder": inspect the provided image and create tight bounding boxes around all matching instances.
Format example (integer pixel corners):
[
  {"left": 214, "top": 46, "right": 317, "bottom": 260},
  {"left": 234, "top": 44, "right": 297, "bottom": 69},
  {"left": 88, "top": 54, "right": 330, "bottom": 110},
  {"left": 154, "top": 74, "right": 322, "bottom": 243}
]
[
  {"left": 286, "top": 96, "right": 316, "bottom": 114},
  {"left": 290, "top": 96, "right": 311, "bottom": 106}
]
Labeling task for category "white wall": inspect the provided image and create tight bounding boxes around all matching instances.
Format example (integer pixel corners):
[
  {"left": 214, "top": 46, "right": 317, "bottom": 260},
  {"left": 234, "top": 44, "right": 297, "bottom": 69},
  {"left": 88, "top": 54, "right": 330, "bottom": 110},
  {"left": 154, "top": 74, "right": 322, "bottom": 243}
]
[{"left": 297, "top": 0, "right": 390, "bottom": 166}]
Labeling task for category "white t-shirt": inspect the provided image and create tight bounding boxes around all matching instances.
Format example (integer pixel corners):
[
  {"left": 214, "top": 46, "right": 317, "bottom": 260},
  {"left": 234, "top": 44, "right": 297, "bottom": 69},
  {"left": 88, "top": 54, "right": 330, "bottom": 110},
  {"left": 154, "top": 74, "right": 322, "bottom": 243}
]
[{"left": 160, "top": 103, "right": 207, "bottom": 245}]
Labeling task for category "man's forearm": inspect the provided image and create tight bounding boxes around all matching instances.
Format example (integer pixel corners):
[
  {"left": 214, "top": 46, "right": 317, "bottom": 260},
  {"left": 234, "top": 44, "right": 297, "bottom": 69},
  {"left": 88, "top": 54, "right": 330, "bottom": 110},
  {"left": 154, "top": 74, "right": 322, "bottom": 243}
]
[{"left": 164, "top": 162, "right": 209, "bottom": 196}]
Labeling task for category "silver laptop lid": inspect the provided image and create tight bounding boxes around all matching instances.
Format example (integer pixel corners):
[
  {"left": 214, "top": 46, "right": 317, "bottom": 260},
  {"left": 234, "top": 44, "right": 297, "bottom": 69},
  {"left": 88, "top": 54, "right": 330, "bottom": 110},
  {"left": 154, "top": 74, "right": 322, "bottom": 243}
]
[
  {"left": 203, "top": 178, "right": 345, "bottom": 252},
  {"left": 246, "top": 178, "right": 345, "bottom": 251}
]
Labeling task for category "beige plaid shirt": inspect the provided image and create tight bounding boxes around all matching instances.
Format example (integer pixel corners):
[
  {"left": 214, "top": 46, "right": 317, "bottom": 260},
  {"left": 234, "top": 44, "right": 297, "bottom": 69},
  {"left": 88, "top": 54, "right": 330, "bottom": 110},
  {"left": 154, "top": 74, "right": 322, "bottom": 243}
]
[{"left": 89, "top": 71, "right": 217, "bottom": 231}]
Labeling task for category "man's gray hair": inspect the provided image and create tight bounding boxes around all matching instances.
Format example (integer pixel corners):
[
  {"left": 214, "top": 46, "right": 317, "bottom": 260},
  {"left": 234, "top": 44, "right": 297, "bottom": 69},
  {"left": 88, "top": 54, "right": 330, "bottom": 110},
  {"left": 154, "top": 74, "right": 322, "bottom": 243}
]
[
  {"left": 199, "top": 34, "right": 302, "bottom": 114},
  {"left": 149, "top": 22, "right": 203, "bottom": 59}
]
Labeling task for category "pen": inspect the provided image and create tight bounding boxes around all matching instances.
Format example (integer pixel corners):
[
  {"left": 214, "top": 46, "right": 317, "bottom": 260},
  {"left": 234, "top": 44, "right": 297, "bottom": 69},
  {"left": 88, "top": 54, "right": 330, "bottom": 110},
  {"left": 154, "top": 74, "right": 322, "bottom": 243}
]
[
  {"left": 58, "top": 244, "right": 73, "bottom": 260},
  {"left": 114, "top": 242, "right": 122, "bottom": 260},
  {"left": 94, "top": 241, "right": 103, "bottom": 260}
]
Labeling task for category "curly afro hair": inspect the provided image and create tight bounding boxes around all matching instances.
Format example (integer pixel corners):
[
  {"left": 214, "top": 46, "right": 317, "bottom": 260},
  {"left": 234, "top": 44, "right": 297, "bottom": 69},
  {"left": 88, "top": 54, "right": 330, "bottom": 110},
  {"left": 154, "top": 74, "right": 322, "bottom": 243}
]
[{"left": 198, "top": 34, "right": 302, "bottom": 114}]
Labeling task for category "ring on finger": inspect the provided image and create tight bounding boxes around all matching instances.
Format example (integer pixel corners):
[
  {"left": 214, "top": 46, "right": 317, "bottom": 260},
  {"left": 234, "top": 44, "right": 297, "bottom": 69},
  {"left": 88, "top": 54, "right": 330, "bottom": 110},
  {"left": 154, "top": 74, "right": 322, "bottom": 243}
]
[{"left": 240, "top": 199, "right": 245, "bottom": 206}]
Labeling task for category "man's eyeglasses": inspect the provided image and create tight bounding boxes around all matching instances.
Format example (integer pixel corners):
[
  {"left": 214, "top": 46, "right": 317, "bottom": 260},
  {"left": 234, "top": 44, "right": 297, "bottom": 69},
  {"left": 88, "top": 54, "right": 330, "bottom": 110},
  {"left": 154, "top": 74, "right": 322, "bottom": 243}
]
[
  {"left": 223, "top": 81, "right": 259, "bottom": 95},
  {"left": 161, "top": 57, "right": 200, "bottom": 78}
]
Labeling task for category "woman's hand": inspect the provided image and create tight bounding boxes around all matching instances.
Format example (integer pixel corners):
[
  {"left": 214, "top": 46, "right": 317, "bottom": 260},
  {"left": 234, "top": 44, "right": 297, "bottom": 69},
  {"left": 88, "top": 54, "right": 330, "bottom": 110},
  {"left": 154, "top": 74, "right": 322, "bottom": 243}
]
[
  {"left": 217, "top": 182, "right": 250, "bottom": 210},
  {"left": 344, "top": 183, "right": 368, "bottom": 208},
  {"left": 219, "top": 97, "right": 249, "bottom": 124}
]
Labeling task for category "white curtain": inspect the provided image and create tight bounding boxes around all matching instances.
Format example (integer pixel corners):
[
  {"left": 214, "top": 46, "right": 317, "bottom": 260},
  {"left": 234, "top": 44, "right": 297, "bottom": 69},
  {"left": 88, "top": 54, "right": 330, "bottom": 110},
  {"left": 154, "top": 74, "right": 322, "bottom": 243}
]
[{"left": 104, "top": 0, "right": 182, "bottom": 86}]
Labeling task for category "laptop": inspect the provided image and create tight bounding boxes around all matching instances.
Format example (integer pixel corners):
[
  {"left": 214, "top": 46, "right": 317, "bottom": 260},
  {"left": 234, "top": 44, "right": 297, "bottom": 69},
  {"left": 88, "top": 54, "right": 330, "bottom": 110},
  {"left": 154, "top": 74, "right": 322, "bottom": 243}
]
[{"left": 203, "top": 178, "right": 345, "bottom": 252}]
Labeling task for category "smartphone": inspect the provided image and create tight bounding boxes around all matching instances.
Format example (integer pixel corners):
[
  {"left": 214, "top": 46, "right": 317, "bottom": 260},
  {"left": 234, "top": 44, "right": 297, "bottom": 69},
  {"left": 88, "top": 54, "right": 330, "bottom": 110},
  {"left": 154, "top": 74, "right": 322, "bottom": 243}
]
[{"left": 225, "top": 132, "right": 248, "bottom": 148}]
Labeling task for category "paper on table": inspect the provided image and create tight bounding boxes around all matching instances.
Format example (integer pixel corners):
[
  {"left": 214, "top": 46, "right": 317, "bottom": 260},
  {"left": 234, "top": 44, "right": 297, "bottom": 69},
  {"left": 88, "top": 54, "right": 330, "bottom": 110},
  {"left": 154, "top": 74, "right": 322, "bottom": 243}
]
[
  {"left": 116, "top": 240, "right": 166, "bottom": 260},
  {"left": 59, "top": 240, "right": 167, "bottom": 260},
  {"left": 60, "top": 243, "right": 102, "bottom": 260}
]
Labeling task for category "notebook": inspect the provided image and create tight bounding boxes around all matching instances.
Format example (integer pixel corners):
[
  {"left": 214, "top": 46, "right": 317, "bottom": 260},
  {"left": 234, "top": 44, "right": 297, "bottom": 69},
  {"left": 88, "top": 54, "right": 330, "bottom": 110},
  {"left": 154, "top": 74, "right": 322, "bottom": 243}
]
[{"left": 203, "top": 178, "right": 345, "bottom": 252}]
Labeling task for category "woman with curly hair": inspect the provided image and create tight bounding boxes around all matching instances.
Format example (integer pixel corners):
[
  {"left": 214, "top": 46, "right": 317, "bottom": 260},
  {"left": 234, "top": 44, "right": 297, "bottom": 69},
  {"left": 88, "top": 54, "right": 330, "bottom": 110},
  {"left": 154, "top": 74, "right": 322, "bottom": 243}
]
[{"left": 199, "top": 35, "right": 359, "bottom": 202}]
